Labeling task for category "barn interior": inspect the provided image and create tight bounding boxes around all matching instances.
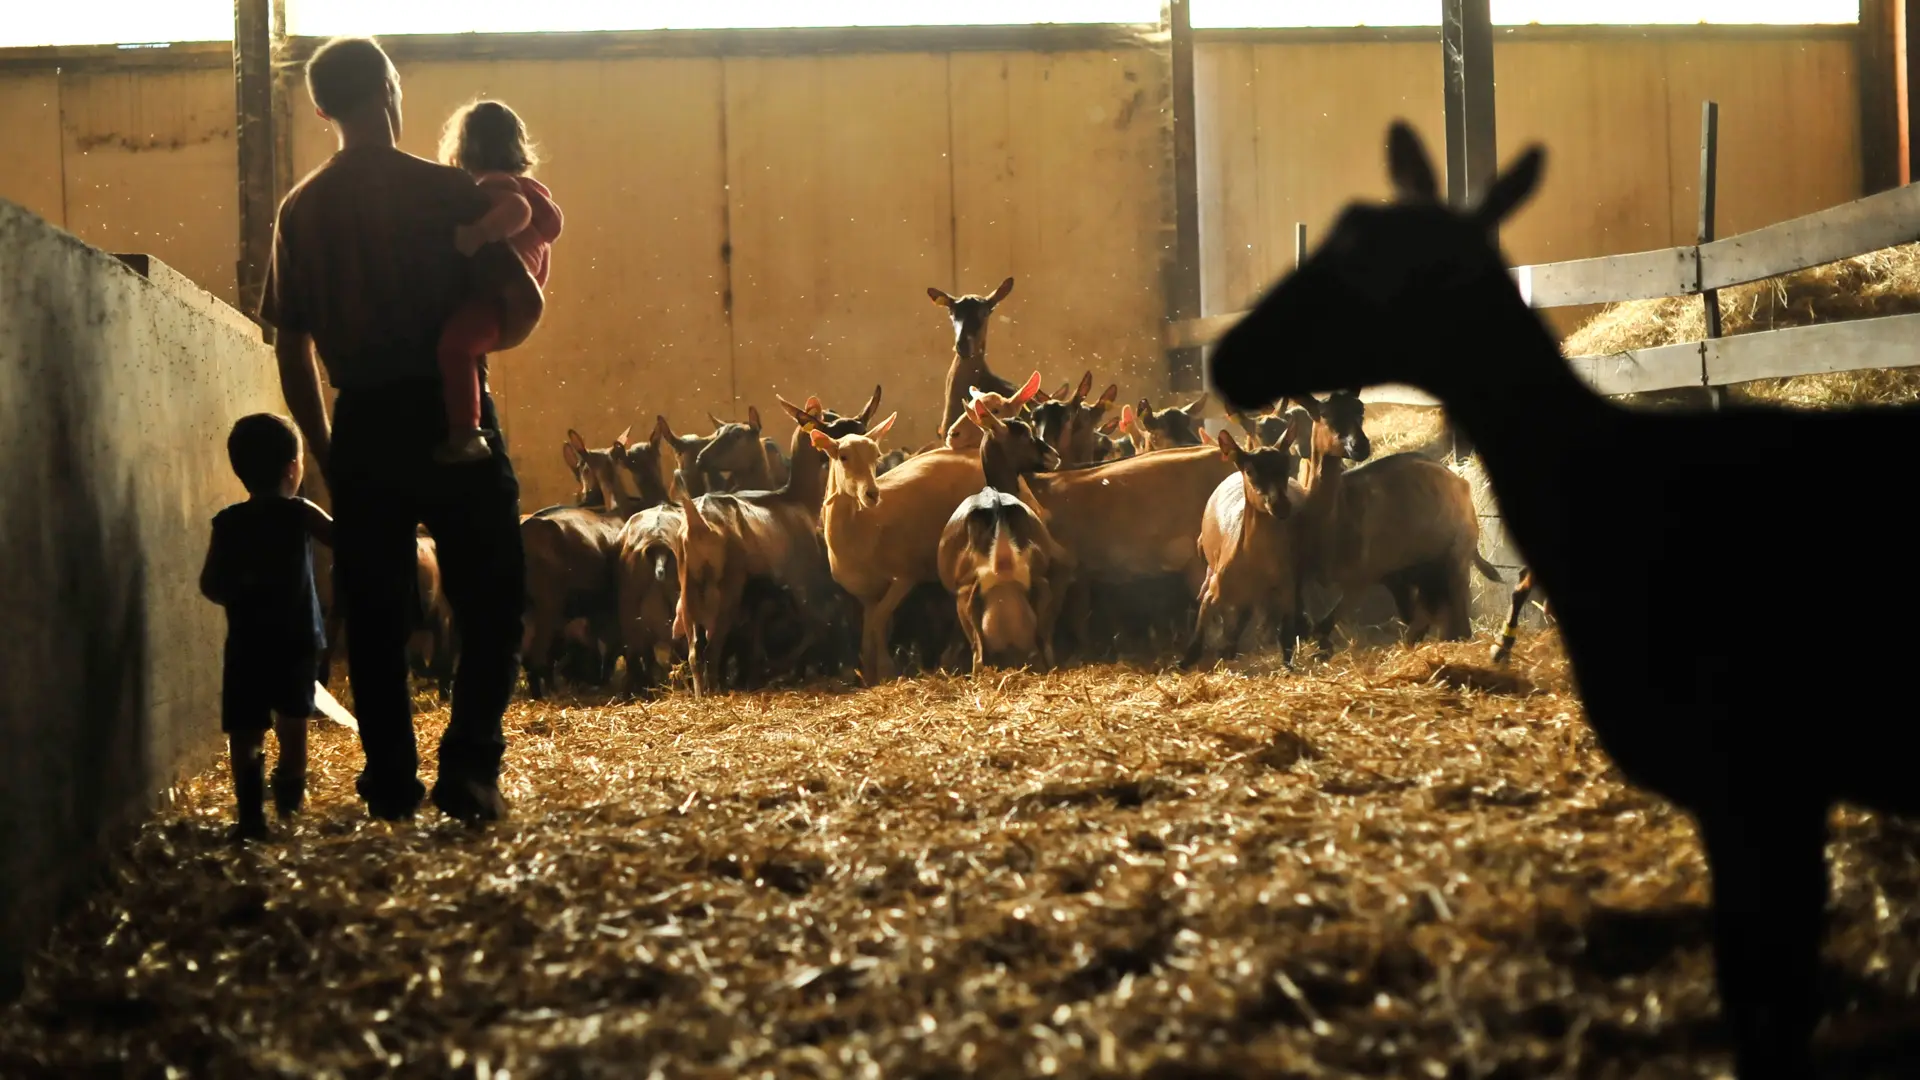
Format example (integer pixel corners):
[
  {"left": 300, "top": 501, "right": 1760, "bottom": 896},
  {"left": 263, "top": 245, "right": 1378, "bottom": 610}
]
[{"left": 4, "top": 1, "right": 1920, "bottom": 1075}]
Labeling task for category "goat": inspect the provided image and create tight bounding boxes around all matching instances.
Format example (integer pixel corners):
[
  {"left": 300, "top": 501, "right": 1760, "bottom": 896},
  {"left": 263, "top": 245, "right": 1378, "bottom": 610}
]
[
  {"left": 874, "top": 448, "right": 910, "bottom": 477},
  {"left": 939, "top": 483, "right": 1069, "bottom": 672},
  {"left": 673, "top": 389, "right": 879, "bottom": 694},
  {"left": 930, "top": 276, "right": 1018, "bottom": 436},
  {"left": 1095, "top": 407, "right": 1138, "bottom": 461},
  {"left": 1189, "top": 427, "right": 1304, "bottom": 668},
  {"left": 408, "top": 534, "right": 457, "bottom": 700},
  {"left": 1286, "top": 393, "right": 1500, "bottom": 648},
  {"left": 615, "top": 505, "right": 684, "bottom": 694},
  {"left": 1030, "top": 371, "right": 1119, "bottom": 467},
  {"left": 696, "top": 407, "right": 777, "bottom": 492},
  {"left": 1205, "top": 119, "right": 1920, "bottom": 1079},
  {"left": 977, "top": 416, "right": 1232, "bottom": 661},
  {"left": 812, "top": 409, "right": 1050, "bottom": 684},
  {"left": 940, "top": 371, "right": 1044, "bottom": 453},
  {"left": 1135, "top": 393, "right": 1210, "bottom": 450},
  {"left": 656, "top": 415, "right": 718, "bottom": 499}
]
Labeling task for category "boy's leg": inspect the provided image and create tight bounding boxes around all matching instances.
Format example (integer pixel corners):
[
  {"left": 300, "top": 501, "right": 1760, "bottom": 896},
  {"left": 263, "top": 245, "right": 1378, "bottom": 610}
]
[
  {"left": 419, "top": 394, "right": 525, "bottom": 824},
  {"left": 435, "top": 300, "right": 499, "bottom": 462},
  {"left": 271, "top": 709, "right": 309, "bottom": 816},
  {"left": 228, "top": 731, "right": 268, "bottom": 840}
]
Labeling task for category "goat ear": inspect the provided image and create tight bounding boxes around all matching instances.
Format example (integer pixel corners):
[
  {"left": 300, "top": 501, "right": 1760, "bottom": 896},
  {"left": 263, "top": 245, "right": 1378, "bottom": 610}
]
[
  {"left": 567, "top": 428, "right": 588, "bottom": 452},
  {"left": 775, "top": 395, "right": 811, "bottom": 427},
  {"left": 1473, "top": 144, "right": 1545, "bottom": 229},
  {"left": 1096, "top": 383, "right": 1117, "bottom": 408},
  {"left": 808, "top": 428, "right": 837, "bottom": 455},
  {"left": 986, "top": 276, "right": 1015, "bottom": 305},
  {"left": 1014, "top": 370, "right": 1043, "bottom": 406},
  {"left": 858, "top": 385, "right": 882, "bottom": 426},
  {"left": 1184, "top": 392, "right": 1209, "bottom": 417},
  {"left": 1386, "top": 121, "right": 1440, "bottom": 203},
  {"left": 706, "top": 411, "right": 726, "bottom": 430},
  {"left": 1073, "top": 371, "right": 1093, "bottom": 403},
  {"left": 1215, "top": 429, "right": 1242, "bottom": 462},
  {"left": 929, "top": 287, "right": 955, "bottom": 307},
  {"left": 868, "top": 411, "right": 898, "bottom": 442},
  {"left": 1097, "top": 416, "right": 1120, "bottom": 436},
  {"left": 746, "top": 405, "right": 762, "bottom": 433},
  {"left": 563, "top": 442, "right": 582, "bottom": 470}
]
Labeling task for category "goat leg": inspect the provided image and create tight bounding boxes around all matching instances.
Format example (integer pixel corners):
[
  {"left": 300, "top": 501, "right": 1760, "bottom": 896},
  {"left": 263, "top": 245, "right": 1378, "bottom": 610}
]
[
  {"left": 954, "top": 585, "right": 986, "bottom": 673},
  {"left": 1697, "top": 799, "right": 1827, "bottom": 1080},
  {"left": 858, "top": 579, "right": 917, "bottom": 685}
]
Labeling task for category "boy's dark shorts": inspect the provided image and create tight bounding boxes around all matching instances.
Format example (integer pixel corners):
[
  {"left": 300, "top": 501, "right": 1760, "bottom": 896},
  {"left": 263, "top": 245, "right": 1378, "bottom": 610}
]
[{"left": 222, "top": 646, "right": 321, "bottom": 734}]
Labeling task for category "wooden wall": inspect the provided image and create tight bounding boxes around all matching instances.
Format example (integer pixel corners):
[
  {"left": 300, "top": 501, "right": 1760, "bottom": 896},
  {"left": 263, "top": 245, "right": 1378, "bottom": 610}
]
[
  {"left": 286, "top": 49, "right": 1174, "bottom": 505},
  {"left": 0, "top": 28, "right": 1867, "bottom": 505},
  {"left": 0, "top": 67, "right": 238, "bottom": 307},
  {"left": 1195, "top": 32, "right": 1863, "bottom": 335}
]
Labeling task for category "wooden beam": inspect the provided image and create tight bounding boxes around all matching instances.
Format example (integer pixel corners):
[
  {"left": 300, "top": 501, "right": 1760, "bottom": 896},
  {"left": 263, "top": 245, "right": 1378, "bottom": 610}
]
[
  {"left": 1902, "top": 0, "right": 1918, "bottom": 184},
  {"left": 1698, "top": 180, "right": 1920, "bottom": 290},
  {"left": 1165, "top": 0, "right": 1203, "bottom": 391},
  {"left": 1441, "top": 0, "right": 1496, "bottom": 208},
  {"left": 1192, "top": 23, "right": 1859, "bottom": 46},
  {"left": 0, "top": 41, "right": 230, "bottom": 73},
  {"left": 1862, "top": 0, "right": 1903, "bottom": 193},
  {"left": 234, "top": 0, "right": 277, "bottom": 325},
  {"left": 277, "top": 23, "right": 1161, "bottom": 64}
]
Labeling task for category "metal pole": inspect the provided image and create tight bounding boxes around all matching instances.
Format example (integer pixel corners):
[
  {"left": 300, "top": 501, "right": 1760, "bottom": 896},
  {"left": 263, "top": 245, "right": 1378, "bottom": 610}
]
[
  {"left": 234, "top": 0, "right": 277, "bottom": 324},
  {"left": 1293, "top": 222, "right": 1307, "bottom": 269}
]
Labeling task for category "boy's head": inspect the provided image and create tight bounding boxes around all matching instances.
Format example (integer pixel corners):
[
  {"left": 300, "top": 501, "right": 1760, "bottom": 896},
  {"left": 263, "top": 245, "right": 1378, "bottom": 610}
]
[
  {"left": 228, "top": 413, "right": 303, "bottom": 497},
  {"left": 306, "top": 37, "right": 401, "bottom": 134}
]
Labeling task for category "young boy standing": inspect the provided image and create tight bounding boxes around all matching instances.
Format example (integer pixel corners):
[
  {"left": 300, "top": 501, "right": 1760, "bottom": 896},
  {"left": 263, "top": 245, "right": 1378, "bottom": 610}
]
[{"left": 200, "top": 414, "right": 331, "bottom": 840}]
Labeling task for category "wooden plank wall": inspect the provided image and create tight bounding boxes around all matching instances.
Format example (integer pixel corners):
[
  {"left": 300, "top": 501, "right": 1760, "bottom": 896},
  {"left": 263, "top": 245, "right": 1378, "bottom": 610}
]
[
  {"left": 0, "top": 30, "right": 1862, "bottom": 507},
  {"left": 1195, "top": 34, "right": 1862, "bottom": 337},
  {"left": 0, "top": 69, "right": 239, "bottom": 307},
  {"left": 285, "top": 50, "right": 1172, "bottom": 502}
]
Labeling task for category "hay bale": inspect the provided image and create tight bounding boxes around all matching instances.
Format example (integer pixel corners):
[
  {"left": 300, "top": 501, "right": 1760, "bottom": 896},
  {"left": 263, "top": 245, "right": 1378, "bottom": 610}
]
[{"left": 1563, "top": 242, "right": 1920, "bottom": 407}]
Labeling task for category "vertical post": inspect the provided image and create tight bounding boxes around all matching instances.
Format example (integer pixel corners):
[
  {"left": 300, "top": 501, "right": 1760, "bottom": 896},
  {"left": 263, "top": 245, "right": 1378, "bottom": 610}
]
[
  {"left": 234, "top": 0, "right": 278, "bottom": 324},
  {"left": 1293, "top": 222, "right": 1307, "bottom": 269},
  {"left": 1441, "top": 0, "right": 1497, "bottom": 208},
  {"left": 1697, "top": 101, "right": 1724, "bottom": 411},
  {"left": 1861, "top": 0, "right": 1904, "bottom": 193},
  {"left": 1165, "top": 0, "right": 1205, "bottom": 392},
  {"left": 1902, "top": 0, "right": 1919, "bottom": 184}
]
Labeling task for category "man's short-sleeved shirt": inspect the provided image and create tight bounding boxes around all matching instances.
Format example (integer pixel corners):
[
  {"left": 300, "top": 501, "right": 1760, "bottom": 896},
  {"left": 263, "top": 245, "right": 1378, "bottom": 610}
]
[{"left": 260, "top": 146, "right": 492, "bottom": 389}]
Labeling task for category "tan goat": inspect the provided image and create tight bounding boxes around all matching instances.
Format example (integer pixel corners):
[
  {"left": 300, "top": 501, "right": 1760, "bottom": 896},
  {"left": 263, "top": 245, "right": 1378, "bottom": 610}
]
[{"left": 1190, "top": 427, "right": 1305, "bottom": 668}]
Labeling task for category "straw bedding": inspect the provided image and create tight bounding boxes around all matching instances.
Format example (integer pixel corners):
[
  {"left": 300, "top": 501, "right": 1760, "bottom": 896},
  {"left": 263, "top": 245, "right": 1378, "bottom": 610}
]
[{"left": 5, "top": 635, "right": 1918, "bottom": 1078}]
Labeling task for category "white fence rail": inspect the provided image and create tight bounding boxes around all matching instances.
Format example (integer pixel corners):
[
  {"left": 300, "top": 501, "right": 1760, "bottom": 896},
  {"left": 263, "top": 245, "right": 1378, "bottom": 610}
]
[{"left": 1169, "top": 182, "right": 1920, "bottom": 403}]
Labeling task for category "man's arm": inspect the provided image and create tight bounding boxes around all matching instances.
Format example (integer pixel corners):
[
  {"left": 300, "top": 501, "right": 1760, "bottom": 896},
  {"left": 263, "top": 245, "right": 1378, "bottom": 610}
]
[{"left": 276, "top": 330, "right": 332, "bottom": 471}]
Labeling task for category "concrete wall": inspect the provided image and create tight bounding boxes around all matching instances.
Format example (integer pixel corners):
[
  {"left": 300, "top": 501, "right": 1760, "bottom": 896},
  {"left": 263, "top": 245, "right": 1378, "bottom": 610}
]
[{"left": 0, "top": 198, "right": 283, "bottom": 999}]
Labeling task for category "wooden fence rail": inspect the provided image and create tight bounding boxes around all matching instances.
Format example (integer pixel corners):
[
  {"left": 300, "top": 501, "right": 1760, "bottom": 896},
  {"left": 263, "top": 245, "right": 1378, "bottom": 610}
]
[{"left": 1168, "top": 180, "right": 1920, "bottom": 357}]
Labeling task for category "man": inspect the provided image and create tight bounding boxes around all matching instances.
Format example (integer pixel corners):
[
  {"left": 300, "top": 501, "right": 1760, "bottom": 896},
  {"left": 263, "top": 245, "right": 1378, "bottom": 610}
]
[{"left": 261, "top": 37, "right": 529, "bottom": 824}]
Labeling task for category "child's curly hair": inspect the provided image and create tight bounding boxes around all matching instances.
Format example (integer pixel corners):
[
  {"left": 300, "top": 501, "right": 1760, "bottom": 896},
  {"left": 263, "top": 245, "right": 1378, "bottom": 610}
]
[{"left": 439, "top": 99, "right": 538, "bottom": 175}]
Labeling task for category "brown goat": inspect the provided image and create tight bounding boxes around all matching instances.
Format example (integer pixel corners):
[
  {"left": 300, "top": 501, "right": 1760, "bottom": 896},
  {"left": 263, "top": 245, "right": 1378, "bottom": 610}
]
[
  {"left": 813, "top": 413, "right": 989, "bottom": 684},
  {"left": 1029, "top": 371, "right": 1118, "bottom": 467},
  {"left": 938, "top": 481, "right": 1069, "bottom": 672},
  {"left": 696, "top": 407, "right": 776, "bottom": 492},
  {"left": 615, "top": 504, "right": 684, "bottom": 693},
  {"left": 1190, "top": 427, "right": 1305, "bottom": 668},
  {"left": 940, "top": 370, "right": 1043, "bottom": 453},
  {"left": 978, "top": 422, "right": 1231, "bottom": 658},
  {"left": 1135, "top": 393, "right": 1210, "bottom": 450},
  {"left": 673, "top": 390, "right": 879, "bottom": 694},
  {"left": 1292, "top": 400, "right": 1500, "bottom": 647},
  {"left": 930, "top": 277, "right": 1018, "bottom": 437}
]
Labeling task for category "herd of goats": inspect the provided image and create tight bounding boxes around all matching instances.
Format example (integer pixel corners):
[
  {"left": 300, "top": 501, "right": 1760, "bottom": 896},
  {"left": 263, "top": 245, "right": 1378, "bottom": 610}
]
[{"left": 326, "top": 274, "right": 1526, "bottom": 700}]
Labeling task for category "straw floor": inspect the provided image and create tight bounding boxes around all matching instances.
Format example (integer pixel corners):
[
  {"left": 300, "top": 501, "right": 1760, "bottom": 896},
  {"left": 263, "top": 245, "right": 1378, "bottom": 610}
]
[{"left": 5, "top": 636, "right": 1919, "bottom": 1079}]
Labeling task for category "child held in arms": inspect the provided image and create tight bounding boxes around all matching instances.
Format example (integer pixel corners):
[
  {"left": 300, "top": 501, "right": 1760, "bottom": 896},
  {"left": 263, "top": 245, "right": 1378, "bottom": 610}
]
[
  {"left": 199, "top": 414, "right": 332, "bottom": 840},
  {"left": 433, "top": 99, "right": 564, "bottom": 463}
]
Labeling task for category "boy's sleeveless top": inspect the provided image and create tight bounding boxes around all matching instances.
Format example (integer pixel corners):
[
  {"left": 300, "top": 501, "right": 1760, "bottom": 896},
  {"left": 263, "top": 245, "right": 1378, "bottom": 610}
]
[{"left": 211, "top": 498, "right": 325, "bottom": 654}]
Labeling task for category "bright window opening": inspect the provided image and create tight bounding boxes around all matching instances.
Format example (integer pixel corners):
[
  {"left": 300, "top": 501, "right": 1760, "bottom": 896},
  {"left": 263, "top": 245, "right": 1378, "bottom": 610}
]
[
  {"left": 1193, "top": 0, "right": 1859, "bottom": 28},
  {"left": 287, "top": 0, "right": 1163, "bottom": 37},
  {"left": 4, "top": 3, "right": 231, "bottom": 47}
]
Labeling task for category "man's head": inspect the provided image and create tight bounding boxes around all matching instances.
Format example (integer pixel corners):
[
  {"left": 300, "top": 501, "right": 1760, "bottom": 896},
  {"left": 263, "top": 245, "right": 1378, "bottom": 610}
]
[{"left": 306, "top": 37, "right": 401, "bottom": 136}]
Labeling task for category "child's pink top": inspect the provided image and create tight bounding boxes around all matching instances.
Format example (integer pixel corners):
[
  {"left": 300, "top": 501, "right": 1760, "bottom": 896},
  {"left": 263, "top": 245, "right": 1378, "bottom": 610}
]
[{"left": 474, "top": 172, "right": 563, "bottom": 287}]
